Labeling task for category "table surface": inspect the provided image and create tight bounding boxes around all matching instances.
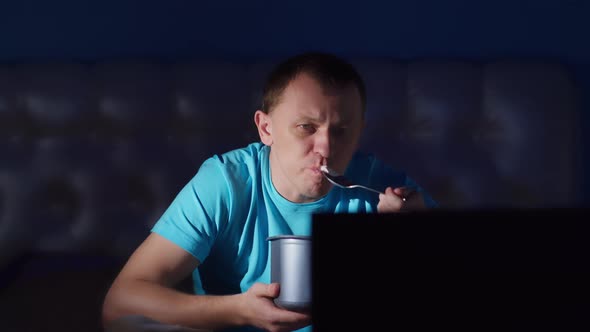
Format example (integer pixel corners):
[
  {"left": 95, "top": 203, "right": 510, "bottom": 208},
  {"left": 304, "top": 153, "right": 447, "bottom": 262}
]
[{"left": 104, "top": 315, "right": 212, "bottom": 332}]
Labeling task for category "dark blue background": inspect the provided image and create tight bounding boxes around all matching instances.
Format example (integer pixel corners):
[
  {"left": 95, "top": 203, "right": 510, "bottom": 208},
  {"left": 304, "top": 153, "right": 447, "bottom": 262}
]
[{"left": 1, "top": 0, "right": 589, "bottom": 201}]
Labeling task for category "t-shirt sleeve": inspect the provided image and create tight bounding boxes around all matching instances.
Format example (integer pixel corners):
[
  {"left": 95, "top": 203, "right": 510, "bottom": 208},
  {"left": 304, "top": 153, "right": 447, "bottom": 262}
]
[
  {"left": 402, "top": 175, "right": 438, "bottom": 208},
  {"left": 353, "top": 152, "right": 438, "bottom": 208},
  {"left": 151, "top": 157, "right": 230, "bottom": 263}
]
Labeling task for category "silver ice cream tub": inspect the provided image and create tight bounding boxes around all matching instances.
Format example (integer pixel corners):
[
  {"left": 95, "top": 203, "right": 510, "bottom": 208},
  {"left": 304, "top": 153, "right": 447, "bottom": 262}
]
[{"left": 267, "top": 235, "right": 312, "bottom": 312}]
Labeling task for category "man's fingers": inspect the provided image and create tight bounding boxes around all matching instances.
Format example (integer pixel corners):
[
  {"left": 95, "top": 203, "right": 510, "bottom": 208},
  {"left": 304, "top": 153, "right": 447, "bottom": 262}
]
[{"left": 393, "top": 186, "right": 415, "bottom": 201}]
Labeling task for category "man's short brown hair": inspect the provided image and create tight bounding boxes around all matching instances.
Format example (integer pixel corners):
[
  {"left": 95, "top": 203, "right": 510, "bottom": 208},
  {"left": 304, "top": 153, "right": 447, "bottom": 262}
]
[{"left": 261, "top": 52, "right": 367, "bottom": 114}]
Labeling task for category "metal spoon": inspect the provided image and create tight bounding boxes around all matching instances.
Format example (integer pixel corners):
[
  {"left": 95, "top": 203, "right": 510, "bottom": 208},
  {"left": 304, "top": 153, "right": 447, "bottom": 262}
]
[
  {"left": 320, "top": 165, "right": 385, "bottom": 195},
  {"left": 320, "top": 166, "right": 408, "bottom": 201}
]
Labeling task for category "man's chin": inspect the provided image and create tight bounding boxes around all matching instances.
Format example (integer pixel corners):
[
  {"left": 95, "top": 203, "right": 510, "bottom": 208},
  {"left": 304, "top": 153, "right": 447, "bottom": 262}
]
[{"left": 306, "top": 185, "right": 331, "bottom": 200}]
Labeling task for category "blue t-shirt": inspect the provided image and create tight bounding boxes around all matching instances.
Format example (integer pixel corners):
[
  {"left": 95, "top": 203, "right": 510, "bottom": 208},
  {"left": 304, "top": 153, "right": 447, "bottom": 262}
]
[{"left": 152, "top": 142, "right": 436, "bottom": 331}]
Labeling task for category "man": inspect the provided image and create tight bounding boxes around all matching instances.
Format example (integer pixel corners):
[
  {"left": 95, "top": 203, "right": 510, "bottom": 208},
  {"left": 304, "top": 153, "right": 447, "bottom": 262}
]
[{"left": 102, "top": 52, "right": 437, "bottom": 332}]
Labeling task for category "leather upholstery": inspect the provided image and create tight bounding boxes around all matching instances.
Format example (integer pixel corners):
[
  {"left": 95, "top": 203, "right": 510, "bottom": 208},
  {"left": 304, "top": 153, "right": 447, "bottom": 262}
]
[{"left": 0, "top": 58, "right": 582, "bottom": 263}]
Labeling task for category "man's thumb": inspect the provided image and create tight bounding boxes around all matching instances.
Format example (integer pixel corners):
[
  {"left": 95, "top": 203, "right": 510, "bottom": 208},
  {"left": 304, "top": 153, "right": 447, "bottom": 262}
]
[{"left": 252, "top": 282, "right": 280, "bottom": 297}]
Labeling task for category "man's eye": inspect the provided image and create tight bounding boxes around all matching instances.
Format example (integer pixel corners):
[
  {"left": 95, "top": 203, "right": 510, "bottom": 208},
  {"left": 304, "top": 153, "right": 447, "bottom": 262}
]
[
  {"left": 297, "top": 124, "right": 316, "bottom": 133},
  {"left": 331, "top": 127, "right": 348, "bottom": 136}
]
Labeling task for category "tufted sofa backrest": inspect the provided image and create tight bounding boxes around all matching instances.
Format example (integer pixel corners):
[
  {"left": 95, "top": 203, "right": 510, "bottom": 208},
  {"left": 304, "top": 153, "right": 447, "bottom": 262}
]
[{"left": 0, "top": 58, "right": 582, "bottom": 262}]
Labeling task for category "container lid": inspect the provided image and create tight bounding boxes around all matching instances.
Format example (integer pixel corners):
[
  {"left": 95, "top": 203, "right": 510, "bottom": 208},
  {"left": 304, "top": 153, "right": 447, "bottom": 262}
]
[{"left": 267, "top": 235, "right": 311, "bottom": 241}]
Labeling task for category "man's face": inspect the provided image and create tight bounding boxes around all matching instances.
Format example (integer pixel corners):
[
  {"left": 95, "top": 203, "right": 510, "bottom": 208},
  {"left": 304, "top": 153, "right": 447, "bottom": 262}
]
[{"left": 255, "top": 73, "right": 365, "bottom": 203}]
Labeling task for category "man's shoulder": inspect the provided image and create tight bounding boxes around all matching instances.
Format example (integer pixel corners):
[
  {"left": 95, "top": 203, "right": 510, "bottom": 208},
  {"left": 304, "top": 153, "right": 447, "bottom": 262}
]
[
  {"left": 347, "top": 150, "right": 407, "bottom": 182},
  {"left": 349, "top": 150, "right": 379, "bottom": 167},
  {"left": 196, "top": 142, "right": 266, "bottom": 182},
  {"left": 203, "top": 142, "right": 265, "bottom": 167}
]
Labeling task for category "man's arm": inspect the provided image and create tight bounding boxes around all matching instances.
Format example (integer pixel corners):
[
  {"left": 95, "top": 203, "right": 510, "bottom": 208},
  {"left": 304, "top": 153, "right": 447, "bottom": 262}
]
[{"left": 101, "top": 232, "right": 244, "bottom": 331}]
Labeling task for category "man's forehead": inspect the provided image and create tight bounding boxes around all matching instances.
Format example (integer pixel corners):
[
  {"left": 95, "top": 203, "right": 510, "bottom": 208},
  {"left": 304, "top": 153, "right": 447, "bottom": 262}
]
[
  {"left": 289, "top": 72, "right": 358, "bottom": 94},
  {"left": 284, "top": 102, "right": 362, "bottom": 124}
]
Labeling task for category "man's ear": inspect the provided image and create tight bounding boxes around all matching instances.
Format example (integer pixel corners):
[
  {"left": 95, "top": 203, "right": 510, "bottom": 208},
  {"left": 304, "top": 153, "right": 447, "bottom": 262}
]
[{"left": 254, "top": 110, "right": 273, "bottom": 146}]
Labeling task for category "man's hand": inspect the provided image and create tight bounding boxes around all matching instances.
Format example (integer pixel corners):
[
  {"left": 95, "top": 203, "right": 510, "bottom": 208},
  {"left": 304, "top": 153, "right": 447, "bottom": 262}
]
[
  {"left": 377, "top": 186, "right": 426, "bottom": 213},
  {"left": 239, "top": 282, "right": 311, "bottom": 332}
]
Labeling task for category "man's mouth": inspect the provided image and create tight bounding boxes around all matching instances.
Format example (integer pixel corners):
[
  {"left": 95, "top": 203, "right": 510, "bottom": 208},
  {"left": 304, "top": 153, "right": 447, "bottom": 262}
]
[{"left": 311, "top": 167, "right": 323, "bottom": 175}]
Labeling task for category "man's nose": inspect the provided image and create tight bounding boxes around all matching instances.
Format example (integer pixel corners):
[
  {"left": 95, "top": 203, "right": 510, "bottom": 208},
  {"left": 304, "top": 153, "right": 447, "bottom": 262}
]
[{"left": 314, "top": 130, "right": 332, "bottom": 159}]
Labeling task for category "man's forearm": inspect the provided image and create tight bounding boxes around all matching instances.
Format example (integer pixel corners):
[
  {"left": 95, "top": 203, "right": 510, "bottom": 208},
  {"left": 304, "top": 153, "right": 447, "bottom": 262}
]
[{"left": 102, "top": 279, "right": 244, "bottom": 331}]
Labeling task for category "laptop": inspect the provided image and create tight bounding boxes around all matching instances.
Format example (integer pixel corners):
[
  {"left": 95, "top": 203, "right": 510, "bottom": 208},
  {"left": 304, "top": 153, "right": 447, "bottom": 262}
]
[{"left": 311, "top": 208, "right": 590, "bottom": 331}]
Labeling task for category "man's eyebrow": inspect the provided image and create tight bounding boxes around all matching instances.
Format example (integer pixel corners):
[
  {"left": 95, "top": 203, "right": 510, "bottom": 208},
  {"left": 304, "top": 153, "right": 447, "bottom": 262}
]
[{"left": 295, "top": 114, "right": 322, "bottom": 122}]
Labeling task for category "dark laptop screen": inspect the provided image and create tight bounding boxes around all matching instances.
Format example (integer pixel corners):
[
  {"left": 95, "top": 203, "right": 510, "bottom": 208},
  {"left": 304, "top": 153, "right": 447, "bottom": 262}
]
[{"left": 311, "top": 208, "right": 590, "bottom": 331}]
